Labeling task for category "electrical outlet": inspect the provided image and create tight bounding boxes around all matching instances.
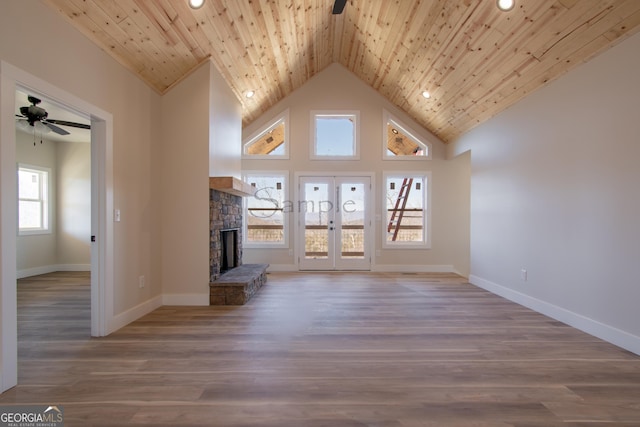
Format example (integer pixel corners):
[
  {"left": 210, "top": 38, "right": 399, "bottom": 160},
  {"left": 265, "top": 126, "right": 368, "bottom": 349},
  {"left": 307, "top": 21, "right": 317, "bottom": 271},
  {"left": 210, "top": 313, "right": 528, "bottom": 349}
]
[
  {"left": 139, "top": 275, "right": 145, "bottom": 288},
  {"left": 520, "top": 268, "right": 527, "bottom": 281}
]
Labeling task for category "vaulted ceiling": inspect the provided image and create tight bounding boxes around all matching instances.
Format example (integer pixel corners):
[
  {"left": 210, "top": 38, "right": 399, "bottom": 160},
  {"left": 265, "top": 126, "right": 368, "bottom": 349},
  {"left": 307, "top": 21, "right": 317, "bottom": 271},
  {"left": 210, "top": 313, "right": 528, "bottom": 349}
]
[{"left": 43, "top": 0, "right": 640, "bottom": 142}]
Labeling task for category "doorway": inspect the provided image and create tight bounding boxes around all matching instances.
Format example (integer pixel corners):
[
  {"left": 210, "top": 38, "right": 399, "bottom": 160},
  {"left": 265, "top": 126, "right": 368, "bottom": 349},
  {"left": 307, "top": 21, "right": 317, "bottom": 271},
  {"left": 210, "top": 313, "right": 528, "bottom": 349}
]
[
  {"left": 298, "top": 175, "right": 371, "bottom": 271},
  {"left": 15, "top": 88, "right": 92, "bottom": 279},
  {"left": 1, "top": 61, "right": 114, "bottom": 392}
]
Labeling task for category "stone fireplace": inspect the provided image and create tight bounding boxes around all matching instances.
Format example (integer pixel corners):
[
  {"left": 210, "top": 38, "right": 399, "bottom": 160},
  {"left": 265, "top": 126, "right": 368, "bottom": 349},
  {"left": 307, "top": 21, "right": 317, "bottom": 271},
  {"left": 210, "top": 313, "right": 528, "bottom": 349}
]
[
  {"left": 209, "top": 177, "right": 269, "bottom": 305},
  {"left": 209, "top": 188, "right": 243, "bottom": 281}
]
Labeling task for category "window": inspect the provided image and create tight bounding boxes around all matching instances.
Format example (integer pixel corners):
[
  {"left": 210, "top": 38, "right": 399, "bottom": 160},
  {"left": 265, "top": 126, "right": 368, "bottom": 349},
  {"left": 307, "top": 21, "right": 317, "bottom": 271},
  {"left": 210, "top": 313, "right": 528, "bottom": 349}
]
[
  {"left": 383, "top": 110, "right": 432, "bottom": 160},
  {"left": 383, "top": 172, "right": 430, "bottom": 248},
  {"left": 242, "top": 110, "right": 289, "bottom": 159},
  {"left": 244, "top": 173, "right": 288, "bottom": 247},
  {"left": 18, "top": 165, "right": 51, "bottom": 235},
  {"left": 311, "top": 111, "right": 359, "bottom": 159}
]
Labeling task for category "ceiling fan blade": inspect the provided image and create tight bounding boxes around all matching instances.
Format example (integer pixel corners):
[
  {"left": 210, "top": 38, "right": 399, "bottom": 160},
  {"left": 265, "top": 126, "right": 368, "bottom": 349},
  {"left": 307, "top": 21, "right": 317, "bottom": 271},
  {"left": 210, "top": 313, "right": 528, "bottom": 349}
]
[
  {"left": 45, "top": 122, "right": 70, "bottom": 135},
  {"left": 46, "top": 119, "right": 91, "bottom": 130},
  {"left": 332, "top": 0, "right": 347, "bottom": 14}
]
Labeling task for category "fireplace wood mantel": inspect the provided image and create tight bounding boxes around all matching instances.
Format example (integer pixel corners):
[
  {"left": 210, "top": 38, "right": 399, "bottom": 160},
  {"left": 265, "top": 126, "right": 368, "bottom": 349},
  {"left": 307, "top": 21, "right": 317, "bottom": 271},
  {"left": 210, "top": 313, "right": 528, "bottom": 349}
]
[{"left": 209, "top": 176, "right": 256, "bottom": 197}]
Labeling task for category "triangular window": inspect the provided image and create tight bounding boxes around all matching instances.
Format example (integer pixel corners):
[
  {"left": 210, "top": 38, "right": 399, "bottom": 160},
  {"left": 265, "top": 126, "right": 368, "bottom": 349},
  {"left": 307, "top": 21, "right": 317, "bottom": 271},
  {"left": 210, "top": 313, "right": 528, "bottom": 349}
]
[
  {"left": 383, "top": 110, "right": 431, "bottom": 160},
  {"left": 243, "top": 110, "right": 289, "bottom": 159}
]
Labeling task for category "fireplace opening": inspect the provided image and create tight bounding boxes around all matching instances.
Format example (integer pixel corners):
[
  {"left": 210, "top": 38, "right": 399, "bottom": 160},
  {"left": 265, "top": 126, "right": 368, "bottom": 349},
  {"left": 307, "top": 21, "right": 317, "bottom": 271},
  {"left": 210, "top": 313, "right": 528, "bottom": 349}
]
[{"left": 220, "top": 228, "right": 240, "bottom": 273}]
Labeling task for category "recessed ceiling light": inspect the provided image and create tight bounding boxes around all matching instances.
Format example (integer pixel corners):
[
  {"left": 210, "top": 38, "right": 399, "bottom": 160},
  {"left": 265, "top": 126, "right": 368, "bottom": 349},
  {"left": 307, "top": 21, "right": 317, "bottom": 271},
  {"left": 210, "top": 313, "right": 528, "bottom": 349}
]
[
  {"left": 422, "top": 91, "right": 431, "bottom": 99},
  {"left": 496, "top": 0, "right": 515, "bottom": 12},
  {"left": 391, "top": 128, "right": 399, "bottom": 134},
  {"left": 189, "top": 0, "right": 205, "bottom": 10},
  {"left": 245, "top": 90, "right": 255, "bottom": 98}
]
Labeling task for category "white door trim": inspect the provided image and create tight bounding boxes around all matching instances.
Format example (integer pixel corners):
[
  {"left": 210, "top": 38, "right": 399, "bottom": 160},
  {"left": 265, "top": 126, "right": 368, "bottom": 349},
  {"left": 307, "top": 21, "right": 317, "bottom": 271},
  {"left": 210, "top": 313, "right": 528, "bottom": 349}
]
[{"left": 0, "top": 61, "right": 114, "bottom": 392}]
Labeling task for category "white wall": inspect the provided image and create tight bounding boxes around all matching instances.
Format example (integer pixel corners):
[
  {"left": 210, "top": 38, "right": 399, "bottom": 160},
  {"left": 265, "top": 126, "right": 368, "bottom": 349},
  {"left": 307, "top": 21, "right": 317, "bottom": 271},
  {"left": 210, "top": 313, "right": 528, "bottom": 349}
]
[
  {"left": 159, "top": 62, "right": 210, "bottom": 304},
  {"left": 242, "top": 64, "right": 471, "bottom": 275},
  {"left": 209, "top": 65, "right": 243, "bottom": 178},
  {"left": 450, "top": 32, "right": 640, "bottom": 353},
  {"left": 160, "top": 60, "right": 242, "bottom": 303},
  {"left": 56, "top": 139, "right": 91, "bottom": 268}
]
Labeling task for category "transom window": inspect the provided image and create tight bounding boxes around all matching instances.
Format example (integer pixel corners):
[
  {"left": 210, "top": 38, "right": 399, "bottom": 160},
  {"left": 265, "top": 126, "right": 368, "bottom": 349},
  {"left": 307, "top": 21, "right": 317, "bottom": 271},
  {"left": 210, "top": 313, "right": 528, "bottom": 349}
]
[
  {"left": 383, "top": 172, "right": 430, "bottom": 248},
  {"left": 18, "top": 164, "right": 51, "bottom": 235},
  {"left": 243, "top": 110, "right": 289, "bottom": 159},
  {"left": 383, "top": 110, "right": 432, "bottom": 160},
  {"left": 311, "top": 111, "right": 359, "bottom": 159},
  {"left": 244, "top": 173, "right": 288, "bottom": 247}
]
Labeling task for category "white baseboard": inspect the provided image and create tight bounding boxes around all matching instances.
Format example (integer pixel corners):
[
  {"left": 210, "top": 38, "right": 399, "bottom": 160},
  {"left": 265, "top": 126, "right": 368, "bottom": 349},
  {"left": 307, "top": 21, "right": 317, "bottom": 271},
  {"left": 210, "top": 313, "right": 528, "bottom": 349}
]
[
  {"left": 56, "top": 264, "right": 91, "bottom": 272},
  {"left": 265, "top": 264, "right": 456, "bottom": 273},
  {"left": 371, "top": 264, "right": 454, "bottom": 273},
  {"left": 265, "top": 264, "right": 297, "bottom": 272},
  {"left": 470, "top": 275, "right": 640, "bottom": 357},
  {"left": 162, "top": 293, "right": 209, "bottom": 306},
  {"left": 17, "top": 264, "right": 91, "bottom": 279},
  {"left": 110, "top": 295, "right": 162, "bottom": 333}
]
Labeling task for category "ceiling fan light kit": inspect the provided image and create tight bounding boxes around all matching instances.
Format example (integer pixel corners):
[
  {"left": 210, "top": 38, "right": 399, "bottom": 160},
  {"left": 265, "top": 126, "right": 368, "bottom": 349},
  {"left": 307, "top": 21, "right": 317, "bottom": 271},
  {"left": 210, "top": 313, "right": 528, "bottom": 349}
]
[
  {"left": 15, "top": 95, "right": 91, "bottom": 142},
  {"left": 33, "top": 121, "right": 51, "bottom": 134}
]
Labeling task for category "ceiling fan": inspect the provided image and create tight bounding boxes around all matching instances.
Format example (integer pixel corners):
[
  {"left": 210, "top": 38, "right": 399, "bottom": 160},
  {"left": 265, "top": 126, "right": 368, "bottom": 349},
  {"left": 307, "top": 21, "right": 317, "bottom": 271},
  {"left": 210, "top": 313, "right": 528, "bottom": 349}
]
[
  {"left": 332, "top": 0, "right": 347, "bottom": 14},
  {"left": 15, "top": 95, "right": 90, "bottom": 136}
]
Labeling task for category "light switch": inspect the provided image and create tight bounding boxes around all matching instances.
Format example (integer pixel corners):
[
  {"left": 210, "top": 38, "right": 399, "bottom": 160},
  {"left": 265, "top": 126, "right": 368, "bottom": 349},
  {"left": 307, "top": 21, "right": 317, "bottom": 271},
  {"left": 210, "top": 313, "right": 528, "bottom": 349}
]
[{"left": 115, "top": 209, "right": 121, "bottom": 222}]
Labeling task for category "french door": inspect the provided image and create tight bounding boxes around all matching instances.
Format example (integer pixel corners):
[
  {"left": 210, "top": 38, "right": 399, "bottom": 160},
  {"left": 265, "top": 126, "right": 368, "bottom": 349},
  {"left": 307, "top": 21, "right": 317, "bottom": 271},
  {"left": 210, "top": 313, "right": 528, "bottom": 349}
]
[{"left": 298, "top": 176, "right": 371, "bottom": 270}]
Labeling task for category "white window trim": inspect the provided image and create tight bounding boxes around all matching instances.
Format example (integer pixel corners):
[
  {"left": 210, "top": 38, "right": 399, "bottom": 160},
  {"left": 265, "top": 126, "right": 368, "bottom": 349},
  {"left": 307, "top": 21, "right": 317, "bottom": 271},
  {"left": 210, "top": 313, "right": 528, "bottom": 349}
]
[
  {"left": 310, "top": 110, "right": 360, "bottom": 160},
  {"left": 17, "top": 163, "right": 52, "bottom": 236},
  {"left": 242, "top": 171, "right": 289, "bottom": 249},
  {"left": 242, "top": 109, "right": 290, "bottom": 159},
  {"left": 382, "top": 109, "right": 432, "bottom": 161},
  {"left": 382, "top": 171, "right": 431, "bottom": 249}
]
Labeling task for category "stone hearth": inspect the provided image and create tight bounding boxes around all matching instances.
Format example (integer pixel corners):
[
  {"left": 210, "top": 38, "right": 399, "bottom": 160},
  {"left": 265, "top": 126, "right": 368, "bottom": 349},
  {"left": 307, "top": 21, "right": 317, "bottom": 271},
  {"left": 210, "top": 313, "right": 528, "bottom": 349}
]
[{"left": 209, "top": 263, "right": 268, "bottom": 305}]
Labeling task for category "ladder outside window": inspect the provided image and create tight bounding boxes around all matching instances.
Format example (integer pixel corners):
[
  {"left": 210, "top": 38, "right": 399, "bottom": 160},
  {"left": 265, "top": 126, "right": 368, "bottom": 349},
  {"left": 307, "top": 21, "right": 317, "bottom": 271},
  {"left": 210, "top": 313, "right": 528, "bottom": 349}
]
[{"left": 387, "top": 178, "right": 413, "bottom": 241}]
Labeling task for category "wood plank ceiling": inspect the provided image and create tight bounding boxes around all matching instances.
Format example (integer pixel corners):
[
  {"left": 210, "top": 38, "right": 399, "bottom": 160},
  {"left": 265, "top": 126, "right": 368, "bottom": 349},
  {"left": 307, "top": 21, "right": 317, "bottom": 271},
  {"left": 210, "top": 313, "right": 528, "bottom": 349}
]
[{"left": 43, "top": 0, "right": 640, "bottom": 142}]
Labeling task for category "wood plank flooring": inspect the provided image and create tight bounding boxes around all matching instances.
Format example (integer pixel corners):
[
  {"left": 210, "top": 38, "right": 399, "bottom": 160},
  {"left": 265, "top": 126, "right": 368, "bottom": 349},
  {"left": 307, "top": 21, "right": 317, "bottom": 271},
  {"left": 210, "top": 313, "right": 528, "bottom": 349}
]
[{"left": 2, "top": 271, "right": 640, "bottom": 426}]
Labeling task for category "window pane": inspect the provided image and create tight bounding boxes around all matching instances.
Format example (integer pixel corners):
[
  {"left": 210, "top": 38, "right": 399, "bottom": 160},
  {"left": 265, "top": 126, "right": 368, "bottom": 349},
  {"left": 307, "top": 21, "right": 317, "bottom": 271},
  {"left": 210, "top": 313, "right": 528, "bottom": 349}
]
[
  {"left": 386, "top": 120, "right": 428, "bottom": 157},
  {"left": 340, "top": 183, "right": 365, "bottom": 259},
  {"left": 304, "top": 183, "right": 329, "bottom": 259},
  {"left": 245, "top": 121, "right": 286, "bottom": 156},
  {"left": 315, "top": 116, "right": 355, "bottom": 156},
  {"left": 246, "top": 176, "right": 285, "bottom": 244},
  {"left": 18, "top": 169, "right": 41, "bottom": 199},
  {"left": 386, "top": 177, "right": 424, "bottom": 243},
  {"left": 18, "top": 166, "right": 49, "bottom": 232},
  {"left": 19, "top": 200, "right": 42, "bottom": 229}
]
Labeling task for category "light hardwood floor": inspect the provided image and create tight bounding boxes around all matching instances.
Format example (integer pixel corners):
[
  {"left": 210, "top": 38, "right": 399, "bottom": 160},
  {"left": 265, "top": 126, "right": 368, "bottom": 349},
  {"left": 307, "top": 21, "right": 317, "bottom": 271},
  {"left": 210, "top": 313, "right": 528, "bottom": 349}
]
[{"left": 2, "top": 271, "right": 640, "bottom": 426}]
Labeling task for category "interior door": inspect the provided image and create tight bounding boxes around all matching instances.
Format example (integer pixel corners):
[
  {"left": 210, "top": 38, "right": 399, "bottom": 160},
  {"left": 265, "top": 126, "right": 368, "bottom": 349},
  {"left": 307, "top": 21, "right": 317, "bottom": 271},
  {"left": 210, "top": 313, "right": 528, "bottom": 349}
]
[{"left": 298, "top": 176, "right": 371, "bottom": 270}]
